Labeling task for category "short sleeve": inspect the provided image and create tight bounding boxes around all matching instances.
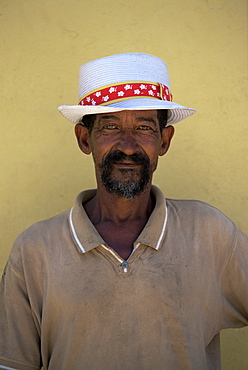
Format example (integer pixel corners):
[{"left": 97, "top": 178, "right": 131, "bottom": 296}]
[
  {"left": 0, "top": 249, "right": 41, "bottom": 369},
  {"left": 221, "top": 227, "right": 248, "bottom": 328}
]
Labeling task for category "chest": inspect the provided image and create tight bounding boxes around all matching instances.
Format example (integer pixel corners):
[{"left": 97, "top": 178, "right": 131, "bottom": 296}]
[
  {"left": 39, "top": 249, "right": 220, "bottom": 370},
  {"left": 94, "top": 221, "right": 145, "bottom": 259}
]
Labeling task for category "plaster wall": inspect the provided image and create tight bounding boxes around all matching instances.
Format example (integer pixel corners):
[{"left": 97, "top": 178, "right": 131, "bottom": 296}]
[{"left": 0, "top": 0, "right": 247, "bottom": 368}]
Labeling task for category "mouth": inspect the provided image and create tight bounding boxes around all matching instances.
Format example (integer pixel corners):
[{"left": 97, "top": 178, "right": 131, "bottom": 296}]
[
  {"left": 101, "top": 150, "right": 149, "bottom": 174},
  {"left": 114, "top": 161, "right": 141, "bottom": 168}
]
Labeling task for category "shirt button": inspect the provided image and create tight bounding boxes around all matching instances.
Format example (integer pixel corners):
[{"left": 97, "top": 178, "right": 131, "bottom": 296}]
[{"left": 121, "top": 261, "right": 129, "bottom": 268}]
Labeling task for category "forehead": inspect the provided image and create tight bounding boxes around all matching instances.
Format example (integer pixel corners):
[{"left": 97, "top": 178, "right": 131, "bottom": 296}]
[{"left": 95, "top": 109, "right": 159, "bottom": 121}]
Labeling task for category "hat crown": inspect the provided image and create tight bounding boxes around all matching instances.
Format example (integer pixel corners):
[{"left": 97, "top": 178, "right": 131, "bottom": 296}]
[
  {"left": 78, "top": 53, "right": 171, "bottom": 100},
  {"left": 58, "top": 52, "right": 196, "bottom": 125}
]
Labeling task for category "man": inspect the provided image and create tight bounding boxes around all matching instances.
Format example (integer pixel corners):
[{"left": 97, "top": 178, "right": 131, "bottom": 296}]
[{"left": 0, "top": 53, "right": 248, "bottom": 370}]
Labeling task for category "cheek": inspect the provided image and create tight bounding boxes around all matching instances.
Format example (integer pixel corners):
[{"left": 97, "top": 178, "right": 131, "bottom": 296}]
[
  {"left": 91, "top": 147, "right": 109, "bottom": 168},
  {"left": 150, "top": 156, "right": 159, "bottom": 171},
  {"left": 148, "top": 149, "right": 161, "bottom": 172},
  {"left": 144, "top": 141, "right": 162, "bottom": 159},
  {"left": 89, "top": 147, "right": 101, "bottom": 167},
  {"left": 138, "top": 134, "right": 162, "bottom": 150}
]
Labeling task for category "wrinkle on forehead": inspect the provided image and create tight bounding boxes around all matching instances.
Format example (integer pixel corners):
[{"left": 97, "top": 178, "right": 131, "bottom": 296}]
[{"left": 96, "top": 110, "right": 159, "bottom": 127}]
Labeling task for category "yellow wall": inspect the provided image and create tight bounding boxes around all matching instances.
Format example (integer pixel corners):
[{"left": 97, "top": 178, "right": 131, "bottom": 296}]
[{"left": 0, "top": 0, "right": 247, "bottom": 368}]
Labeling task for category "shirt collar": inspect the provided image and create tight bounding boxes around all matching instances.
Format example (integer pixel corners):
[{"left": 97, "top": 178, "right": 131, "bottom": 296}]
[{"left": 69, "top": 185, "right": 168, "bottom": 253}]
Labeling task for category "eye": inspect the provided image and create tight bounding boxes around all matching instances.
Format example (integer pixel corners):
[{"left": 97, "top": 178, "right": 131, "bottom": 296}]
[
  {"left": 103, "top": 124, "right": 119, "bottom": 130},
  {"left": 136, "top": 125, "right": 153, "bottom": 131}
]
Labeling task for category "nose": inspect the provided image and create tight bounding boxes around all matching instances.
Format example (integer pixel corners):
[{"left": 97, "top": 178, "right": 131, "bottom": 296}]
[{"left": 115, "top": 129, "right": 139, "bottom": 155}]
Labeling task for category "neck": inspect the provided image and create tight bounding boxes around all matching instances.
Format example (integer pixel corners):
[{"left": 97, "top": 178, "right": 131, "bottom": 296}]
[{"left": 83, "top": 184, "right": 155, "bottom": 226}]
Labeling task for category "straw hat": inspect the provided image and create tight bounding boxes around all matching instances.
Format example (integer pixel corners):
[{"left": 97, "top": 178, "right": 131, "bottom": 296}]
[{"left": 58, "top": 53, "right": 195, "bottom": 125}]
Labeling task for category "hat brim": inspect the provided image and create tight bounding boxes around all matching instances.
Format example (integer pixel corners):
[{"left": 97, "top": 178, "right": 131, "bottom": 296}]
[{"left": 58, "top": 98, "right": 196, "bottom": 125}]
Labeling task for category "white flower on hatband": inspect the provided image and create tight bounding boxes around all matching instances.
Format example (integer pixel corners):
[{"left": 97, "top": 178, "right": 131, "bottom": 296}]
[
  {"left": 124, "top": 84, "right": 132, "bottom": 90},
  {"left": 95, "top": 91, "right": 101, "bottom": 97},
  {"left": 140, "top": 84, "right": 147, "bottom": 90},
  {"left": 134, "top": 89, "right": 141, "bottom": 94},
  {"left": 102, "top": 95, "right": 109, "bottom": 102},
  {"left": 151, "top": 85, "right": 156, "bottom": 90},
  {"left": 118, "top": 91, "right": 125, "bottom": 97},
  {"left": 91, "top": 99, "right": 96, "bottom": 105},
  {"left": 86, "top": 97, "right": 91, "bottom": 102},
  {"left": 109, "top": 87, "right": 116, "bottom": 93},
  {"left": 148, "top": 90, "right": 154, "bottom": 96}
]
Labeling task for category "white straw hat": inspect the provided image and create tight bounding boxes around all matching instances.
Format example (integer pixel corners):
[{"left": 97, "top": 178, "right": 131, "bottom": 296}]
[{"left": 58, "top": 53, "right": 196, "bottom": 125}]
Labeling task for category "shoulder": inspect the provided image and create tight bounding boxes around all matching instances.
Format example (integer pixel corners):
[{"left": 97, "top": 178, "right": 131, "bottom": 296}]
[
  {"left": 9, "top": 210, "right": 71, "bottom": 269},
  {"left": 165, "top": 199, "right": 248, "bottom": 271},
  {"left": 16, "top": 210, "right": 70, "bottom": 243},
  {"left": 167, "top": 198, "right": 233, "bottom": 223},
  {"left": 166, "top": 198, "right": 239, "bottom": 243}
]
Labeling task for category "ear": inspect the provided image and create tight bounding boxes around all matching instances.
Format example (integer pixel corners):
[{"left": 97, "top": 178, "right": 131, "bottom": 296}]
[
  {"left": 159, "top": 125, "right": 175, "bottom": 156},
  {"left": 74, "top": 124, "right": 92, "bottom": 155}
]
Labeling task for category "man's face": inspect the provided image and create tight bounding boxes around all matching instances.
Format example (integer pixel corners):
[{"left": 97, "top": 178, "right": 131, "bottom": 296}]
[{"left": 77, "top": 110, "right": 173, "bottom": 199}]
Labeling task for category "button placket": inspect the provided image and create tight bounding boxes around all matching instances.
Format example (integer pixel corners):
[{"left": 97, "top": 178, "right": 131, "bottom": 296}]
[
  {"left": 121, "top": 261, "right": 129, "bottom": 273},
  {"left": 98, "top": 243, "right": 147, "bottom": 275}
]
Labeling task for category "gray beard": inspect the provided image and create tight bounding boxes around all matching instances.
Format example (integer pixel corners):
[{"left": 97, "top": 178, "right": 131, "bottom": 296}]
[
  {"left": 102, "top": 173, "right": 147, "bottom": 200},
  {"left": 100, "top": 151, "right": 151, "bottom": 200}
]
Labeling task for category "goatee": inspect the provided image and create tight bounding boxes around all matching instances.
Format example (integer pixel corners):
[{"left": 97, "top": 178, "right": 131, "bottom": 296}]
[{"left": 100, "top": 150, "right": 151, "bottom": 200}]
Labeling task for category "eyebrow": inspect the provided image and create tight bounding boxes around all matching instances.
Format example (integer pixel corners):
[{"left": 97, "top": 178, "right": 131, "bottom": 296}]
[
  {"left": 135, "top": 117, "right": 157, "bottom": 125},
  {"left": 99, "top": 115, "right": 156, "bottom": 124},
  {"left": 99, "top": 115, "right": 120, "bottom": 121}
]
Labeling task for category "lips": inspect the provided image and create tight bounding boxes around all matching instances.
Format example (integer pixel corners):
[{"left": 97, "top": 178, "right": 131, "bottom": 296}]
[{"left": 114, "top": 161, "right": 141, "bottom": 166}]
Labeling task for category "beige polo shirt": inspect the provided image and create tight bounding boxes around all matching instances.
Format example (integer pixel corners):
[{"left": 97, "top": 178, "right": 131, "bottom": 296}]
[{"left": 1, "top": 186, "right": 248, "bottom": 370}]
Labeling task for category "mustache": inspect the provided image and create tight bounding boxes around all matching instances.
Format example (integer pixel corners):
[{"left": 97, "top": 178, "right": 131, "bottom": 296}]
[{"left": 101, "top": 150, "right": 150, "bottom": 167}]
